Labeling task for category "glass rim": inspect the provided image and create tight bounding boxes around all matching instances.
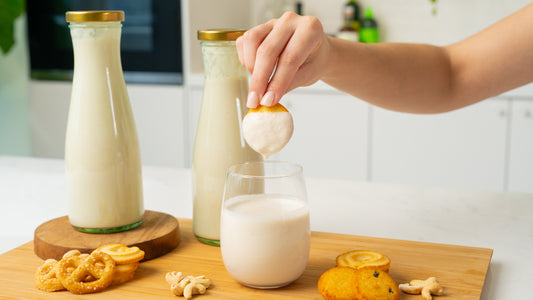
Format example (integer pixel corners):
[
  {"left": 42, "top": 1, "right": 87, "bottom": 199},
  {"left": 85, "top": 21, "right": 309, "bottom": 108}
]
[{"left": 227, "top": 160, "right": 303, "bottom": 179}]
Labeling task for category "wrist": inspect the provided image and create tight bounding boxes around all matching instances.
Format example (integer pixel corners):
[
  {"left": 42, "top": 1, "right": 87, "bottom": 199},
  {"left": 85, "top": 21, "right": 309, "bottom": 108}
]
[{"left": 320, "top": 36, "right": 355, "bottom": 83}]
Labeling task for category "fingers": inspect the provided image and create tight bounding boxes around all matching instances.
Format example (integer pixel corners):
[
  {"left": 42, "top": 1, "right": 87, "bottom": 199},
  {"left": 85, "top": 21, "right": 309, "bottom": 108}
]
[
  {"left": 264, "top": 16, "right": 325, "bottom": 105},
  {"left": 237, "top": 12, "right": 326, "bottom": 108},
  {"left": 286, "top": 34, "right": 332, "bottom": 93},
  {"left": 248, "top": 14, "right": 297, "bottom": 107},
  {"left": 237, "top": 19, "right": 275, "bottom": 74}
]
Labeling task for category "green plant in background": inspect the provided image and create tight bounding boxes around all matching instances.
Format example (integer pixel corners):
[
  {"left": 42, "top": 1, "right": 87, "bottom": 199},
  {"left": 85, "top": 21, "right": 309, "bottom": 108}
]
[
  {"left": 0, "top": 0, "right": 31, "bottom": 156},
  {"left": 0, "top": 0, "right": 26, "bottom": 54},
  {"left": 430, "top": 0, "right": 438, "bottom": 15}
]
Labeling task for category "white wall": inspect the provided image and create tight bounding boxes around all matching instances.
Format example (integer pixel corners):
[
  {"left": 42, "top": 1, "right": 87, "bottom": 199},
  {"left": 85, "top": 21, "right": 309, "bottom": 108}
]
[
  {"left": 187, "top": 0, "right": 251, "bottom": 73},
  {"left": 251, "top": 0, "right": 531, "bottom": 45}
]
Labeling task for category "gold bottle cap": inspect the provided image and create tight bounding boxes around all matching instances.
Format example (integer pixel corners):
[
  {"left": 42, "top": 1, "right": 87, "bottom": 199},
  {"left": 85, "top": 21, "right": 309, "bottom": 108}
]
[
  {"left": 65, "top": 11, "right": 125, "bottom": 22},
  {"left": 197, "top": 29, "right": 247, "bottom": 41}
]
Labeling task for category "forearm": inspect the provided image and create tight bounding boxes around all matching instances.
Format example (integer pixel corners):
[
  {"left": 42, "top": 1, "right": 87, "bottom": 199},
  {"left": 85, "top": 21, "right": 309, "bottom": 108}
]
[
  {"left": 240, "top": 4, "right": 533, "bottom": 111},
  {"left": 321, "top": 38, "right": 459, "bottom": 114},
  {"left": 321, "top": 2, "right": 533, "bottom": 114}
]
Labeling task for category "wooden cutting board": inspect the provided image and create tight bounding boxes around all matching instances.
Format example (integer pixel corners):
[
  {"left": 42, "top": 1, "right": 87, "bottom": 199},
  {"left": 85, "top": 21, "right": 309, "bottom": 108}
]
[
  {"left": 0, "top": 218, "right": 492, "bottom": 299},
  {"left": 33, "top": 210, "right": 180, "bottom": 261}
]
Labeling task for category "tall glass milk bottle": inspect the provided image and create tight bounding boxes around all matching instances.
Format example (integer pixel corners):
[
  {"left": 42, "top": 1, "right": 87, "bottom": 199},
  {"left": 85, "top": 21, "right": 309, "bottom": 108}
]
[
  {"left": 65, "top": 11, "right": 144, "bottom": 233},
  {"left": 193, "top": 30, "right": 262, "bottom": 246}
]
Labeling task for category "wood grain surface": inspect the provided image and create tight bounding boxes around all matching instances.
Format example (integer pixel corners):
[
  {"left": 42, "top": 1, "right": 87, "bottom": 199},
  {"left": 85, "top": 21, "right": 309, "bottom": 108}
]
[
  {"left": 0, "top": 218, "right": 492, "bottom": 299},
  {"left": 33, "top": 210, "right": 180, "bottom": 261}
]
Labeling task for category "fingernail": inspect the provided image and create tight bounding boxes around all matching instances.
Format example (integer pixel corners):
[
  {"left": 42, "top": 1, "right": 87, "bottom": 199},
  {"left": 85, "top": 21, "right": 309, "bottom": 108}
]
[
  {"left": 247, "top": 91, "right": 259, "bottom": 108},
  {"left": 260, "top": 91, "right": 275, "bottom": 106}
]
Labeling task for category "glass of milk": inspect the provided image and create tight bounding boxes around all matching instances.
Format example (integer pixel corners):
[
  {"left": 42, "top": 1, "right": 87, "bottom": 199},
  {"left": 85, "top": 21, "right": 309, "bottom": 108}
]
[{"left": 220, "top": 161, "right": 310, "bottom": 289}]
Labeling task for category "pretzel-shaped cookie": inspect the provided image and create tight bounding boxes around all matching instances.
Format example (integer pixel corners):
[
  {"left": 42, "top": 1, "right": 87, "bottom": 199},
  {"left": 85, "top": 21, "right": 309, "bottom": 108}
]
[
  {"left": 35, "top": 259, "right": 65, "bottom": 292},
  {"left": 56, "top": 251, "right": 116, "bottom": 294}
]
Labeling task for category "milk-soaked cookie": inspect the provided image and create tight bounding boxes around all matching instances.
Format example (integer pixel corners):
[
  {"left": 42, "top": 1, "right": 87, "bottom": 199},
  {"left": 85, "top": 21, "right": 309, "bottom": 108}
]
[{"left": 242, "top": 103, "right": 293, "bottom": 159}]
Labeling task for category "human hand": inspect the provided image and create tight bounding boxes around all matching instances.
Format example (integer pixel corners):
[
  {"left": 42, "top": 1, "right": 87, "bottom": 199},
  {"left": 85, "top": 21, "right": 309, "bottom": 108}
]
[{"left": 236, "top": 11, "right": 330, "bottom": 108}]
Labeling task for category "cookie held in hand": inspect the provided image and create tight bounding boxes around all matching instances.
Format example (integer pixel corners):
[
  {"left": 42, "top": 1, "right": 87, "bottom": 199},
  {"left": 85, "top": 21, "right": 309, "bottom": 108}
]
[{"left": 242, "top": 103, "right": 294, "bottom": 159}]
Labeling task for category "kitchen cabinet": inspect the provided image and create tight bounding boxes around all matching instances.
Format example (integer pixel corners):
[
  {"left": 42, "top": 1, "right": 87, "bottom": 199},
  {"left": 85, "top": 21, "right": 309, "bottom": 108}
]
[
  {"left": 30, "top": 81, "right": 71, "bottom": 159},
  {"left": 370, "top": 98, "right": 509, "bottom": 192},
  {"left": 507, "top": 98, "right": 533, "bottom": 193},
  {"left": 278, "top": 90, "right": 369, "bottom": 181},
  {"left": 127, "top": 85, "right": 187, "bottom": 168}
]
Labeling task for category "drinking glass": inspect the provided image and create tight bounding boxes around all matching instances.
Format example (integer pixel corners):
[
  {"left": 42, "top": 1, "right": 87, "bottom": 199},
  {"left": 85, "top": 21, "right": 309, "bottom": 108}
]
[{"left": 220, "top": 161, "right": 310, "bottom": 289}]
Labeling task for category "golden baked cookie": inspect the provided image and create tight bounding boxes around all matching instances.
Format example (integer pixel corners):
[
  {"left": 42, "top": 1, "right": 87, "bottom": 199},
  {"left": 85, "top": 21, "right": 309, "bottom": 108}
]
[
  {"left": 35, "top": 259, "right": 65, "bottom": 292},
  {"left": 56, "top": 251, "right": 116, "bottom": 294},
  {"left": 317, "top": 267, "right": 358, "bottom": 300},
  {"left": 111, "top": 262, "right": 138, "bottom": 285},
  {"left": 353, "top": 268, "right": 400, "bottom": 300},
  {"left": 336, "top": 250, "right": 391, "bottom": 273},
  {"left": 112, "top": 270, "right": 137, "bottom": 285},
  {"left": 113, "top": 262, "right": 139, "bottom": 276},
  {"left": 94, "top": 243, "right": 145, "bottom": 265}
]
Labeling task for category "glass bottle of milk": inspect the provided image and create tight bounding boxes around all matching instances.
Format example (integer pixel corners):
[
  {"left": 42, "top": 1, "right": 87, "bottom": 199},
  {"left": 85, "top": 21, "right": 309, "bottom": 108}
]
[
  {"left": 64, "top": 11, "right": 144, "bottom": 233},
  {"left": 193, "top": 30, "right": 262, "bottom": 246}
]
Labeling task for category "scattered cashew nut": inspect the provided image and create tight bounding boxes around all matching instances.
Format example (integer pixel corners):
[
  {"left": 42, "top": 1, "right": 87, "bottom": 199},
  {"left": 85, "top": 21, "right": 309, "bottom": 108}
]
[
  {"left": 399, "top": 277, "right": 443, "bottom": 300},
  {"left": 165, "top": 271, "right": 211, "bottom": 299}
]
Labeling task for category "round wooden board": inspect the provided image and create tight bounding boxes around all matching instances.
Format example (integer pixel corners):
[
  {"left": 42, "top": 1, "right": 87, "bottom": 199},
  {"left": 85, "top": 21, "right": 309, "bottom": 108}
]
[{"left": 33, "top": 210, "right": 180, "bottom": 261}]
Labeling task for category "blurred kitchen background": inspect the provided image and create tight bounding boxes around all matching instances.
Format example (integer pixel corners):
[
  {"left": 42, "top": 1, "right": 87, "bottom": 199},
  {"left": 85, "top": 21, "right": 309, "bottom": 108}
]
[{"left": 1, "top": 0, "right": 532, "bottom": 193}]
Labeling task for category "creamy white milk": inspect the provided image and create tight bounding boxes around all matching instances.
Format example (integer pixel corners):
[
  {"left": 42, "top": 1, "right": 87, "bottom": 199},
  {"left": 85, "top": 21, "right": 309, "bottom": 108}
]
[
  {"left": 192, "top": 77, "right": 261, "bottom": 240},
  {"left": 65, "top": 21, "right": 144, "bottom": 230},
  {"left": 192, "top": 40, "right": 262, "bottom": 243},
  {"left": 242, "top": 111, "right": 294, "bottom": 159},
  {"left": 220, "top": 194, "right": 310, "bottom": 288}
]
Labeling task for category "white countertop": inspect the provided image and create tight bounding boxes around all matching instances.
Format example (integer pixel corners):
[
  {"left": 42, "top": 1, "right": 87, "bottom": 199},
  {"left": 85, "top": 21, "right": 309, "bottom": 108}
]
[{"left": 1, "top": 156, "right": 532, "bottom": 299}]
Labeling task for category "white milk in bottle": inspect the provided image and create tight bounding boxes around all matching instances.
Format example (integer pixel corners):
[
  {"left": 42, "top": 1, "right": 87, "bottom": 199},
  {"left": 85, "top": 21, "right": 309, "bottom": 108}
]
[
  {"left": 193, "top": 30, "right": 262, "bottom": 245},
  {"left": 65, "top": 11, "right": 144, "bottom": 233}
]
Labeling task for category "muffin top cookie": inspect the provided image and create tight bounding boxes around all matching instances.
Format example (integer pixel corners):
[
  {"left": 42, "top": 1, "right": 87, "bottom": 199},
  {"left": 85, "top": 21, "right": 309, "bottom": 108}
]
[
  {"left": 353, "top": 268, "right": 400, "bottom": 300},
  {"left": 318, "top": 266, "right": 358, "bottom": 300}
]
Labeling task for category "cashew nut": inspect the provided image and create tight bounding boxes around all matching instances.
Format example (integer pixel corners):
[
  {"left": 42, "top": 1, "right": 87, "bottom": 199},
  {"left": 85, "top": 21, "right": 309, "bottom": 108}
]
[
  {"left": 399, "top": 277, "right": 443, "bottom": 300},
  {"left": 165, "top": 272, "right": 211, "bottom": 299},
  {"left": 166, "top": 271, "right": 185, "bottom": 285},
  {"left": 399, "top": 283, "right": 423, "bottom": 294}
]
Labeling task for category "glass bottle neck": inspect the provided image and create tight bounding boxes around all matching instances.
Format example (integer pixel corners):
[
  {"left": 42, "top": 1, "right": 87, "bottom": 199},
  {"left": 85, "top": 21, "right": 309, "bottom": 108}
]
[
  {"left": 69, "top": 22, "right": 123, "bottom": 76},
  {"left": 69, "top": 22, "right": 123, "bottom": 41},
  {"left": 200, "top": 41, "right": 247, "bottom": 80}
]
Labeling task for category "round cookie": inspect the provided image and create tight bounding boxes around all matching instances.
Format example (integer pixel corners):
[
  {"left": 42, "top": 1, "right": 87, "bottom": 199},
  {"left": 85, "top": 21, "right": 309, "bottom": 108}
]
[
  {"left": 336, "top": 250, "right": 391, "bottom": 273},
  {"left": 242, "top": 103, "right": 294, "bottom": 159},
  {"left": 353, "top": 268, "right": 400, "bottom": 300},
  {"left": 317, "top": 267, "right": 358, "bottom": 300}
]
